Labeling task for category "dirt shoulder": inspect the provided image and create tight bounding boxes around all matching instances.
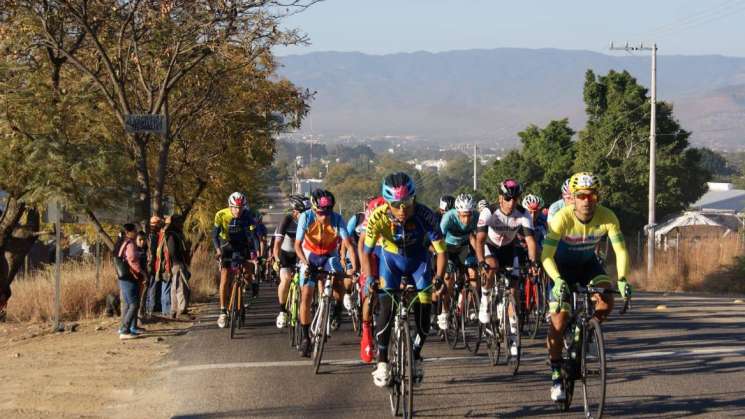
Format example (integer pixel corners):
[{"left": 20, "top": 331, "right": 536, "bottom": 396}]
[{"left": 0, "top": 306, "right": 203, "bottom": 419}]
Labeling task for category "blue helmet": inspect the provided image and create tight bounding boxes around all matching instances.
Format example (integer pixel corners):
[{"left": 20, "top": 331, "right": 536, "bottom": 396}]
[{"left": 381, "top": 172, "right": 416, "bottom": 202}]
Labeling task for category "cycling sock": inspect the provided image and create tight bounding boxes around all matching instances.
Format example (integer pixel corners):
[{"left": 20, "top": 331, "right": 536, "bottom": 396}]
[
  {"left": 550, "top": 359, "right": 562, "bottom": 384},
  {"left": 220, "top": 308, "right": 227, "bottom": 315},
  {"left": 301, "top": 324, "right": 310, "bottom": 340},
  {"left": 333, "top": 301, "right": 343, "bottom": 317},
  {"left": 279, "top": 303, "right": 287, "bottom": 313},
  {"left": 412, "top": 301, "right": 430, "bottom": 360}
]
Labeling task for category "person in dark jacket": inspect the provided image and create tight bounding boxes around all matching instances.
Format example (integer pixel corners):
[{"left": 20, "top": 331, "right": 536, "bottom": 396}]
[
  {"left": 155, "top": 214, "right": 190, "bottom": 318},
  {"left": 145, "top": 216, "right": 164, "bottom": 318},
  {"left": 117, "top": 223, "right": 146, "bottom": 339}
]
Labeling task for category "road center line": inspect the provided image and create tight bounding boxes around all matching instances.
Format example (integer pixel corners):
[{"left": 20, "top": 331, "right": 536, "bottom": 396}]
[{"left": 174, "top": 346, "right": 745, "bottom": 373}]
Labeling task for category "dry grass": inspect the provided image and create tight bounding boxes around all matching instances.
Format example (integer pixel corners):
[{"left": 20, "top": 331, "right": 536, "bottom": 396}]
[
  {"left": 6, "top": 250, "right": 219, "bottom": 323},
  {"left": 632, "top": 235, "right": 745, "bottom": 293}
]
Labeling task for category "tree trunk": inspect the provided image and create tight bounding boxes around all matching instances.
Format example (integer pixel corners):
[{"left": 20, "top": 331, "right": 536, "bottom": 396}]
[
  {"left": 133, "top": 135, "right": 152, "bottom": 223},
  {"left": 84, "top": 208, "right": 115, "bottom": 251},
  {"left": 152, "top": 138, "right": 171, "bottom": 217},
  {"left": 0, "top": 199, "right": 40, "bottom": 313}
]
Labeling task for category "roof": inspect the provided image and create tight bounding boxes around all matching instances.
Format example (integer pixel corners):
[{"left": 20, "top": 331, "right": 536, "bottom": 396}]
[
  {"left": 655, "top": 210, "right": 744, "bottom": 239},
  {"left": 691, "top": 188, "right": 745, "bottom": 212}
]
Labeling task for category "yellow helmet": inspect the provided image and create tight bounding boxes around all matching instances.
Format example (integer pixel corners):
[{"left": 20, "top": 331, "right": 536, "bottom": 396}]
[{"left": 569, "top": 172, "right": 600, "bottom": 194}]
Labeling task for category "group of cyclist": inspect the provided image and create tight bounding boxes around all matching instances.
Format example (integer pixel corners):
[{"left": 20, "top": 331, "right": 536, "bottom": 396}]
[{"left": 209, "top": 170, "right": 632, "bottom": 403}]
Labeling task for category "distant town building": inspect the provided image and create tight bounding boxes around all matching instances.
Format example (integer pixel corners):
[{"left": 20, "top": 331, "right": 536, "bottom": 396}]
[
  {"left": 295, "top": 178, "right": 324, "bottom": 196},
  {"left": 406, "top": 159, "right": 448, "bottom": 172},
  {"left": 691, "top": 182, "right": 745, "bottom": 212}
]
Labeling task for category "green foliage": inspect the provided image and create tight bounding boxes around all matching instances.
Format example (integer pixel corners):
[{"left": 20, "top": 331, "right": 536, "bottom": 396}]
[
  {"left": 576, "top": 70, "right": 710, "bottom": 231},
  {"left": 481, "top": 119, "right": 575, "bottom": 202},
  {"left": 696, "top": 147, "right": 739, "bottom": 181}
]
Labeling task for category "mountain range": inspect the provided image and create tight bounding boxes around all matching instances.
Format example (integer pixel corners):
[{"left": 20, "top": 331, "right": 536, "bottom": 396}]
[{"left": 278, "top": 48, "right": 745, "bottom": 150}]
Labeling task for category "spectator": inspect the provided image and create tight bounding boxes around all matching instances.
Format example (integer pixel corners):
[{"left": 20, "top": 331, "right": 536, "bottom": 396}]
[
  {"left": 145, "top": 216, "right": 164, "bottom": 318},
  {"left": 166, "top": 215, "right": 191, "bottom": 318},
  {"left": 115, "top": 223, "right": 145, "bottom": 339},
  {"left": 135, "top": 231, "right": 149, "bottom": 325}
]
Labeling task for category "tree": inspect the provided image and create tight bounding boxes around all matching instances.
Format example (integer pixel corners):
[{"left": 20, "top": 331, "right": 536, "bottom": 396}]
[
  {"left": 576, "top": 70, "right": 710, "bottom": 231},
  {"left": 696, "top": 148, "right": 739, "bottom": 181},
  {"left": 480, "top": 119, "right": 575, "bottom": 202}
]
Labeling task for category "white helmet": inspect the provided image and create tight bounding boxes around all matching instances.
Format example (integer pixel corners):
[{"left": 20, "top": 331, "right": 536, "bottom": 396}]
[
  {"left": 522, "top": 194, "right": 544, "bottom": 211},
  {"left": 561, "top": 178, "right": 571, "bottom": 197},
  {"left": 454, "top": 193, "right": 474, "bottom": 212},
  {"left": 477, "top": 199, "right": 488, "bottom": 212},
  {"left": 228, "top": 192, "right": 248, "bottom": 208}
]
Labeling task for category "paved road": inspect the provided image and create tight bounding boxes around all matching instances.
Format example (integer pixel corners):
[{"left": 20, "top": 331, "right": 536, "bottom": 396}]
[{"left": 160, "top": 287, "right": 745, "bottom": 418}]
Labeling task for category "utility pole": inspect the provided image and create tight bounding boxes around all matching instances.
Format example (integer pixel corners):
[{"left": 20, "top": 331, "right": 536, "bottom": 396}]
[
  {"left": 473, "top": 144, "right": 478, "bottom": 191},
  {"left": 610, "top": 41, "right": 657, "bottom": 280}
]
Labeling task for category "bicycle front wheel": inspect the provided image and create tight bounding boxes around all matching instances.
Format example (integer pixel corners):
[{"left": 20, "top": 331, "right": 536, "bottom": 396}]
[
  {"left": 229, "top": 282, "right": 239, "bottom": 339},
  {"left": 462, "top": 287, "right": 481, "bottom": 354},
  {"left": 504, "top": 293, "right": 521, "bottom": 375},
  {"left": 582, "top": 318, "right": 607, "bottom": 419},
  {"left": 287, "top": 282, "right": 297, "bottom": 348},
  {"left": 389, "top": 323, "right": 401, "bottom": 416},
  {"left": 402, "top": 321, "right": 414, "bottom": 418},
  {"left": 312, "top": 296, "right": 329, "bottom": 374}
]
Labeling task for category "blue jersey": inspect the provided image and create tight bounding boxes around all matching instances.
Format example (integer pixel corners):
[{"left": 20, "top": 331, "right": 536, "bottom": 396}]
[
  {"left": 439, "top": 209, "right": 477, "bottom": 247},
  {"left": 295, "top": 210, "right": 349, "bottom": 255},
  {"left": 547, "top": 199, "right": 566, "bottom": 223}
]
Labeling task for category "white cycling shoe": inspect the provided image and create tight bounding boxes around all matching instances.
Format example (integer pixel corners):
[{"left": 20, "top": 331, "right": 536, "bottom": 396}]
[
  {"left": 372, "top": 362, "right": 391, "bottom": 387},
  {"left": 276, "top": 311, "right": 287, "bottom": 329},
  {"left": 551, "top": 383, "right": 566, "bottom": 401},
  {"left": 343, "top": 294, "right": 353, "bottom": 311},
  {"left": 510, "top": 342, "right": 519, "bottom": 357},
  {"left": 217, "top": 313, "right": 227, "bottom": 329},
  {"left": 478, "top": 295, "right": 490, "bottom": 324},
  {"left": 437, "top": 313, "right": 449, "bottom": 330}
]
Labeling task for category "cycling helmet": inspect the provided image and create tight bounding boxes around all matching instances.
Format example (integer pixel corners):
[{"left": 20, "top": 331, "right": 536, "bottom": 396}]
[
  {"left": 228, "top": 192, "right": 247, "bottom": 208},
  {"left": 289, "top": 194, "right": 307, "bottom": 212},
  {"left": 522, "top": 194, "right": 544, "bottom": 211},
  {"left": 499, "top": 179, "right": 523, "bottom": 199},
  {"left": 477, "top": 199, "right": 488, "bottom": 212},
  {"left": 561, "top": 178, "right": 571, "bottom": 197},
  {"left": 569, "top": 172, "right": 600, "bottom": 194},
  {"left": 454, "top": 193, "right": 475, "bottom": 212},
  {"left": 382, "top": 172, "right": 416, "bottom": 202},
  {"left": 439, "top": 195, "right": 455, "bottom": 211},
  {"left": 311, "top": 189, "right": 335, "bottom": 211}
]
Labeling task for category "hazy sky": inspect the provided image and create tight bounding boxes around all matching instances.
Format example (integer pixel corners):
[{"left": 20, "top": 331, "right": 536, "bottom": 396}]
[{"left": 278, "top": 0, "right": 745, "bottom": 57}]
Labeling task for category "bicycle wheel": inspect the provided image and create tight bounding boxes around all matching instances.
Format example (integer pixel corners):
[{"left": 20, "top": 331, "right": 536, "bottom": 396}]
[
  {"left": 389, "top": 322, "right": 401, "bottom": 416},
  {"left": 401, "top": 320, "right": 414, "bottom": 418},
  {"left": 483, "top": 294, "right": 501, "bottom": 366},
  {"left": 312, "top": 296, "right": 329, "bottom": 374},
  {"left": 558, "top": 322, "right": 578, "bottom": 412},
  {"left": 287, "top": 282, "right": 297, "bottom": 348},
  {"left": 229, "top": 282, "right": 239, "bottom": 339},
  {"left": 462, "top": 287, "right": 481, "bottom": 354},
  {"left": 504, "top": 292, "right": 521, "bottom": 375},
  {"left": 351, "top": 287, "right": 361, "bottom": 336},
  {"left": 581, "top": 318, "right": 606, "bottom": 419},
  {"left": 447, "top": 297, "right": 460, "bottom": 349},
  {"left": 524, "top": 279, "right": 539, "bottom": 340}
]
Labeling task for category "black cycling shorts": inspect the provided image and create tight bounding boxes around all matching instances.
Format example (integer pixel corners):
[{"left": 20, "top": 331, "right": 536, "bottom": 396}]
[
  {"left": 484, "top": 242, "right": 516, "bottom": 269},
  {"left": 279, "top": 250, "right": 297, "bottom": 269}
]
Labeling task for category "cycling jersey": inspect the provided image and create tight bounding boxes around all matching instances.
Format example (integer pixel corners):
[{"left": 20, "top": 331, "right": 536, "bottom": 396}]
[
  {"left": 274, "top": 213, "right": 298, "bottom": 254},
  {"left": 477, "top": 204, "right": 534, "bottom": 248},
  {"left": 547, "top": 199, "right": 566, "bottom": 223},
  {"left": 363, "top": 203, "right": 446, "bottom": 257},
  {"left": 346, "top": 212, "right": 366, "bottom": 245},
  {"left": 542, "top": 204, "right": 630, "bottom": 282},
  {"left": 440, "top": 208, "right": 477, "bottom": 247},
  {"left": 295, "top": 210, "right": 349, "bottom": 255},
  {"left": 212, "top": 208, "right": 259, "bottom": 251}
]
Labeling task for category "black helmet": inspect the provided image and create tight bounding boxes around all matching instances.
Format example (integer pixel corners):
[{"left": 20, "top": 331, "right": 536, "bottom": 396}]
[
  {"left": 289, "top": 194, "right": 307, "bottom": 212},
  {"left": 382, "top": 172, "right": 416, "bottom": 202},
  {"left": 439, "top": 195, "right": 455, "bottom": 211},
  {"left": 499, "top": 179, "right": 523, "bottom": 199},
  {"left": 311, "top": 189, "right": 335, "bottom": 212}
]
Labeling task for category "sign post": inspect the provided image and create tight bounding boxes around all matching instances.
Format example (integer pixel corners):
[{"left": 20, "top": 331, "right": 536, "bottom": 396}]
[
  {"left": 49, "top": 200, "right": 63, "bottom": 332},
  {"left": 124, "top": 114, "right": 167, "bottom": 135}
]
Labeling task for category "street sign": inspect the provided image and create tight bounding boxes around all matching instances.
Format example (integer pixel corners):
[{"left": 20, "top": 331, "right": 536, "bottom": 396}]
[{"left": 125, "top": 114, "right": 167, "bottom": 135}]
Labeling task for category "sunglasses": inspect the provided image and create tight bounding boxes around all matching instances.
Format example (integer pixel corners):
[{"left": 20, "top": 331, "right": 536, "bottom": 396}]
[
  {"left": 389, "top": 197, "right": 414, "bottom": 209},
  {"left": 501, "top": 195, "right": 518, "bottom": 202},
  {"left": 574, "top": 193, "right": 598, "bottom": 202}
]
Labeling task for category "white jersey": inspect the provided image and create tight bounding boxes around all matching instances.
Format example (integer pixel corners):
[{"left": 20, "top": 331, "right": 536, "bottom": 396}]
[{"left": 477, "top": 205, "right": 534, "bottom": 247}]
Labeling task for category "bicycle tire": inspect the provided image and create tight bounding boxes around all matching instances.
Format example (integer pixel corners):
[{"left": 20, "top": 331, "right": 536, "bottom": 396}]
[
  {"left": 524, "top": 279, "right": 540, "bottom": 340},
  {"left": 229, "top": 282, "right": 239, "bottom": 340},
  {"left": 462, "top": 287, "right": 481, "bottom": 354},
  {"left": 483, "top": 293, "right": 500, "bottom": 366},
  {"left": 402, "top": 320, "right": 414, "bottom": 418},
  {"left": 287, "top": 282, "right": 297, "bottom": 348},
  {"left": 581, "top": 318, "right": 606, "bottom": 419},
  {"left": 389, "top": 323, "right": 401, "bottom": 416},
  {"left": 505, "top": 292, "right": 521, "bottom": 375},
  {"left": 312, "top": 296, "right": 329, "bottom": 374},
  {"left": 558, "top": 322, "right": 577, "bottom": 412},
  {"left": 446, "top": 297, "right": 460, "bottom": 349}
]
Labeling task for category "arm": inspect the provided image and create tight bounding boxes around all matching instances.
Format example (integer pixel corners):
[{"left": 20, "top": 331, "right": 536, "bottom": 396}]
[
  {"left": 167, "top": 234, "right": 184, "bottom": 266},
  {"left": 540, "top": 221, "right": 562, "bottom": 281},
  {"left": 211, "top": 226, "right": 221, "bottom": 252},
  {"left": 294, "top": 212, "right": 310, "bottom": 266},
  {"left": 343, "top": 237, "right": 358, "bottom": 272},
  {"left": 357, "top": 231, "right": 369, "bottom": 276},
  {"left": 607, "top": 219, "right": 630, "bottom": 281},
  {"left": 124, "top": 242, "right": 143, "bottom": 277}
]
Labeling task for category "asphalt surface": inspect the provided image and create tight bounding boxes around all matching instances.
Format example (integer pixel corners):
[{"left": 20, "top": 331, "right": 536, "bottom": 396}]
[{"left": 160, "top": 286, "right": 745, "bottom": 418}]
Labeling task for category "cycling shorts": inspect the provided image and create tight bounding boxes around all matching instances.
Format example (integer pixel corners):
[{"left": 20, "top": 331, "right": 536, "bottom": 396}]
[
  {"left": 279, "top": 250, "right": 297, "bottom": 269},
  {"left": 549, "top": 257, "right": 611, "bottom": 312},
  {"left": 219, "top": 243, "right": 254, "bottom": 268},
  {"left": 375, "top": 247, "right": 433, "bottom": 304},
  {"left": 446, "top": 244, "right": 476, "bottom": 272},
  {"left": 484, "top": 242, "right": 516, "bottom": 269},
  {"left": 299, "top": 249, "right": 343, "bottom": 287}
]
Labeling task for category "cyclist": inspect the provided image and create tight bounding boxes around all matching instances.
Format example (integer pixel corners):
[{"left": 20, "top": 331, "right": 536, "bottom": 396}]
[
  {"left": 212, "top": 192, "right": 262, "bottom": 328},
  {"left": 363, "top": 172, "right": 446, "bottom": 387},
  {"left": 547, "top": 178, "right": 574, "bottom": 223},
  {"left": 435, "top": 193, "right": 478, "bottom": 331},
  {"left": 474, "top": 179, "right": 539, "bottom": 356},
  {"left": 522, "top": 194, "right": 548, "bottom": 246},
  {"left": 341, "top": 197, "right": 375, "bottom": 315},
  {"left": 541, "top": 172, "right": 631, "bottom": 402},
  {"left": 436, "top": 195, "right": 455, "bottom": 223},
  {"left": 295, "top": 189, "right": 357, "bottom": 357},
  {"left": 273, "top": 194, "right": 310, "bottom": 329},
  {"left": 477, "top": 199, "right": 488, "bottom": 213}
]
